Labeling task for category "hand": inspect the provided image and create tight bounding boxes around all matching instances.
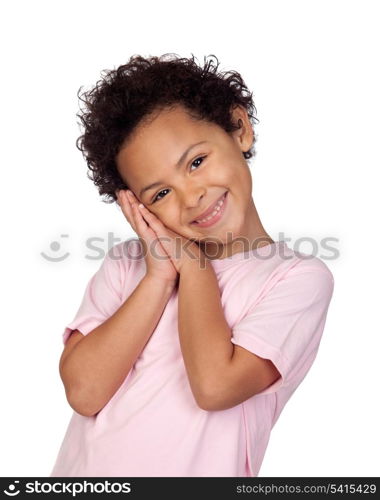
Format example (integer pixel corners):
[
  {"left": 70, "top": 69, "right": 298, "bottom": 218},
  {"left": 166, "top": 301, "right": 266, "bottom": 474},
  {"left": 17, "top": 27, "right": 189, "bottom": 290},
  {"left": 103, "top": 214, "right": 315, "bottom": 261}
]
[
  {"left": 127, "top": 193, "right": 206, "bottom": 274},
  {"left": 116, "top": 189, "right": 178, "bottom": 285}
]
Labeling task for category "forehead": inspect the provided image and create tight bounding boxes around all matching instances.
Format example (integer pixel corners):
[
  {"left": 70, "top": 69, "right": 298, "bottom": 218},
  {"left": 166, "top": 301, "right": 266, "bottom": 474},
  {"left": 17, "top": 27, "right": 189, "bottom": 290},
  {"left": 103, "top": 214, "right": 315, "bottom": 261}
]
[{"left": 115, "top": 106, "right": 218, "bottom": 184}]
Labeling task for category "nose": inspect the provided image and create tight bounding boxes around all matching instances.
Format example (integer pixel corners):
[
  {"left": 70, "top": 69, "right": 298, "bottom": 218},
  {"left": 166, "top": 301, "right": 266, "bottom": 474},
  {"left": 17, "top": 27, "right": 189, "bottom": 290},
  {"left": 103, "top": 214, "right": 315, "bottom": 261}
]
[{"left": 180, "top": 186, "right": 206, "bottom": 209}]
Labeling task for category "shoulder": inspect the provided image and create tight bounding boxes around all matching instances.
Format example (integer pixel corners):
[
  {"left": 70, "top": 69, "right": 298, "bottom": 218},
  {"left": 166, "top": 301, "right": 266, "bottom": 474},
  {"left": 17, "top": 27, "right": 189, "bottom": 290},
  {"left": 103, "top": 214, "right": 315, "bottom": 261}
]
[
  {"left": 106, "top": 238, "right": 143, "bottom": 269},
  {"left": 277, "top": 251, "right": 335, "bottom": 309},
  {"left": 285, "top": 248, "right": 335, "bottom": 287},
  {"left": 103, "top": 238, "right": 146, "bottom": 287},
  {"left": 256, "top": 241, "right": 335, "bottom": 296}
]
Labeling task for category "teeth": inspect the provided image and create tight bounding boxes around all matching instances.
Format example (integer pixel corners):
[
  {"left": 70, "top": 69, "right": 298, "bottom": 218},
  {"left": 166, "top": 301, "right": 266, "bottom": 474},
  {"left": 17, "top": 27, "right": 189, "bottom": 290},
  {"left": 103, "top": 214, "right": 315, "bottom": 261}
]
[{"left": 195, "top": 196, "right": 225, "bottom": 223}]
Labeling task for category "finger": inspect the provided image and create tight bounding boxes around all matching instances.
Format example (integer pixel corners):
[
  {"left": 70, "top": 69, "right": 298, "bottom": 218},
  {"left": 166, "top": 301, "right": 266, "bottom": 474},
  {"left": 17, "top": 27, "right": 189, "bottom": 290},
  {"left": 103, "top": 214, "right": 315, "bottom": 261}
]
[
  {"left": 120, "top": 191, "right": 134, "bottom": 219},
  {"left": 126, "top": 190, "right": 141, "bottom": 204},
  {"left": 117, "top": 190, "right": 133, "bottom": 221},
  {"left": 137, "top": 203, "right": 165, "bottom": 234},
  {"left": 131, "top": 198, "right": 150, "bottom": 234},
  {"left": 126, "top": 191, "right": 151, "bottom": 230},
  {"left": 118, "top": 190, "right": 138, "bottom": 232},
  {"left": 125, "top": 191, "right": 161, "bottom": 241}
]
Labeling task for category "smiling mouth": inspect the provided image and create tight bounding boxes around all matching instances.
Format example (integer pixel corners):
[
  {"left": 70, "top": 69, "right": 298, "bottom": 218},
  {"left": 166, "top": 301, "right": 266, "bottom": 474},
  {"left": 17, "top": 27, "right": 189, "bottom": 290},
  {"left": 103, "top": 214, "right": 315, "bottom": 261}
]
[{"left": 191, "top": 191, "right": 228, "bottom": 227}]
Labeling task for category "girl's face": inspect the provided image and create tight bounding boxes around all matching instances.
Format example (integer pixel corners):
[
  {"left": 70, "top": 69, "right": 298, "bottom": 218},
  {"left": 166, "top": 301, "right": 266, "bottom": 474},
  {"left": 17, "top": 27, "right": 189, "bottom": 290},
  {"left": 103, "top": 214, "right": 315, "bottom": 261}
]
[{"left": 116, "top": 104, "right": 269, "bottom": 258}]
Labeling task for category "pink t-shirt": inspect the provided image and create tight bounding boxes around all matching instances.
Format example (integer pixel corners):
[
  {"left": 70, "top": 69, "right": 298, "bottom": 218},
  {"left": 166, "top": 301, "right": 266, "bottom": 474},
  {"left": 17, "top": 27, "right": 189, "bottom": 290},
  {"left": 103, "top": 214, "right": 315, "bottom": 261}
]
[{"left": 50, "top": 239, "right": 334, "bottom": 477}]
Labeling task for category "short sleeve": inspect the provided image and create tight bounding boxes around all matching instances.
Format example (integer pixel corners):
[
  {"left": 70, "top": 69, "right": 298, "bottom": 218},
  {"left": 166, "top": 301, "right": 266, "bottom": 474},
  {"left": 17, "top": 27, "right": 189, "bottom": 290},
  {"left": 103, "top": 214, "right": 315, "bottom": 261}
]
[
  {"left": 62, "top": 245, "right": 126, "bottom": 345},
  {"left": 231, "top": 266, "right": 334, "bottom": 396}
]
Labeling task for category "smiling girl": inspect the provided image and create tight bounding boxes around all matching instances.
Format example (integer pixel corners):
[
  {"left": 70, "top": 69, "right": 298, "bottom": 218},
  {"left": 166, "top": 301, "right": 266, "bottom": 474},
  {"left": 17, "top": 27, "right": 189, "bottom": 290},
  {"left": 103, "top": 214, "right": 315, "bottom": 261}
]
[{"left": 50, "top": 54, "right": 334, "bottom": 477}]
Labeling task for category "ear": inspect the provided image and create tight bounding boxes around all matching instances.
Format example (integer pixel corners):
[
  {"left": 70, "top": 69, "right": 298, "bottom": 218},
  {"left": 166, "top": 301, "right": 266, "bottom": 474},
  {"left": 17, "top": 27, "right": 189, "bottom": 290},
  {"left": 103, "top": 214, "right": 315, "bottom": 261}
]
[{"left": 229, "top": 104, "right": 254, "bottom": 155}]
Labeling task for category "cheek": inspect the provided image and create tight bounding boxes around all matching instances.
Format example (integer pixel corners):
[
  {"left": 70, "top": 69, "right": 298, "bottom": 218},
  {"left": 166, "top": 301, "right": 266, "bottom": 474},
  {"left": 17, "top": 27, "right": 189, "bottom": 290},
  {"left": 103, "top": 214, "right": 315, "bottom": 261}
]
[
  {"left": 153, "top": 209, "right": 178, "bottom": 229},
  {"left": 210, "top": 165, "right": 231, "bottom": 184},
  {"left": 228, "top": 171, "right": 252, "bottom": 205},
  {"left": 218, "top": 165, "right": 245, "bottom": 191}
]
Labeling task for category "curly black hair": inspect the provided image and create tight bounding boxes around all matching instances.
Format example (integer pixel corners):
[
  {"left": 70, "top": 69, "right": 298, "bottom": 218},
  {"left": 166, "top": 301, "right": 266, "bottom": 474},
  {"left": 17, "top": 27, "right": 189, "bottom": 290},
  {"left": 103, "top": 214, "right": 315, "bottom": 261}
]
[{"left": 75, "top": 53, "right": 259, "bottom": 204}]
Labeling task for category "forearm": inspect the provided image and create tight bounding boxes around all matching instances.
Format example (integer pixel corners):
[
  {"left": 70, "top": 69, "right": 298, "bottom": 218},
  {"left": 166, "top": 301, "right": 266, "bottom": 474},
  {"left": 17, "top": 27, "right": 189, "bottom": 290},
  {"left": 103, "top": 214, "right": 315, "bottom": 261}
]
[
  {"left": 177, "top": 257, "right": 233, "bottom": 407},
  {"left": 61, "top": 274, "right": 175, "bottom": 416}
]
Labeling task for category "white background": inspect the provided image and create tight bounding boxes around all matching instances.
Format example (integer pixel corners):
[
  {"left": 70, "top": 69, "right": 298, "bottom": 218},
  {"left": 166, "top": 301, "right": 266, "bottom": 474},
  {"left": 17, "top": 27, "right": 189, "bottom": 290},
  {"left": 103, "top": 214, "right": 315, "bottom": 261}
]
[{"left": 0, "top": 0, "right": 378, "bottom": 477}]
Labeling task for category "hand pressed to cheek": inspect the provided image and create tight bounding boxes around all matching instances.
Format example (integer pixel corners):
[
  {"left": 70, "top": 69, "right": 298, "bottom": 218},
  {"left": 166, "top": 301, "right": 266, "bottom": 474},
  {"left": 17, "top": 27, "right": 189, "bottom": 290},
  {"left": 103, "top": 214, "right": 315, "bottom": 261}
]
[
  {"left": 116, "top": 189, "right": 140, "bottom": 232},
  {"left": 133, "top": 196, "right": 205, "bottom": 272}
]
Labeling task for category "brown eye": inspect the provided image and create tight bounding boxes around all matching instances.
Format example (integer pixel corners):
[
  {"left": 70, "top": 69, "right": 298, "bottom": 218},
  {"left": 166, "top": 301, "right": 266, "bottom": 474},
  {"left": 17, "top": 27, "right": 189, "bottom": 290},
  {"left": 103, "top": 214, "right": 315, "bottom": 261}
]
[
  {"left": 189, "top": 156, "right": 206, "bottom": 171},
  {"left": 152, "top": 188, "right": 170, "bottom": 203},
  {"left": 151, "top": 156, "right": 206, "bottom": 203}
]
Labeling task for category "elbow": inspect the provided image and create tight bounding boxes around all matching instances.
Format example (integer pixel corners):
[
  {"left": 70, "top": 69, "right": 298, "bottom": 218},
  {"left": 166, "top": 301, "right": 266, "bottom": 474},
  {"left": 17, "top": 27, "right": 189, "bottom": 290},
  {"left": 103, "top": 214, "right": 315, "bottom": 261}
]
[
  {"left": 60, "top": 368, "right": 98, "bottom": 417},
  {"left": 195, "top": 379, "right": 242, "bottom": 411},
  {"left": 196, "top": 396, "right": 230, "bottom": 412},
  {"left": 65, "top": 387, "right": 99, "bottom": 417},
  {"left": 194, "top": 385, "right": 227, "bottom": 412},
  {"left": 189, "top": 372, "right": 228, "bottom": 411},
  {"left": 196, "top": 397, "right": 217, "bottom": 412}
]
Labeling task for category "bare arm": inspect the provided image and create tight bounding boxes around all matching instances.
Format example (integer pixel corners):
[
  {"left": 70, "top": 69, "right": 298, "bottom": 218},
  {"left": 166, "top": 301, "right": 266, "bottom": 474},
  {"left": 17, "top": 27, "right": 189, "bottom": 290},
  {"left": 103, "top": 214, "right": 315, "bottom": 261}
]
[
  {"left": 60, "top": 274, "right": 175, "bottom": 417},
  {"left": 178, "top": 257, "right": 280, "bottom": 411}
]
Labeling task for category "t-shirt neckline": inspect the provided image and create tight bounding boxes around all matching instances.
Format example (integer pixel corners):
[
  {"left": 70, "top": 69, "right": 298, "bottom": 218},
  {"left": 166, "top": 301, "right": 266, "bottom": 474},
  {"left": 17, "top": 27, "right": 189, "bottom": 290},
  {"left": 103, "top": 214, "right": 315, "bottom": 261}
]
[{"left": 208, "top": 240, "right": 284, "bottom": 271}]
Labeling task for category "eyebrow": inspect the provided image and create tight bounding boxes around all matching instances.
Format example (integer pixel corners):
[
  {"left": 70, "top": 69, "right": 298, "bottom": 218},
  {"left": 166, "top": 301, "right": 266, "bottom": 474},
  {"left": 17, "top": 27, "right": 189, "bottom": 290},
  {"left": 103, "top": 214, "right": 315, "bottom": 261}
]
[{"left": 139, "top": 141, "right": 208, "bottom": 198}]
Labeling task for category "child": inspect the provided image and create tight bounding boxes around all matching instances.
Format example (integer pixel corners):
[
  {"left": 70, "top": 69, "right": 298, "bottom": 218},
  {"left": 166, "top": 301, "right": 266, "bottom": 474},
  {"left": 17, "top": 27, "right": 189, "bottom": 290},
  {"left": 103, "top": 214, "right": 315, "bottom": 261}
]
[{"left": 50, "top": 53, "right": 334, "bottom": 477}]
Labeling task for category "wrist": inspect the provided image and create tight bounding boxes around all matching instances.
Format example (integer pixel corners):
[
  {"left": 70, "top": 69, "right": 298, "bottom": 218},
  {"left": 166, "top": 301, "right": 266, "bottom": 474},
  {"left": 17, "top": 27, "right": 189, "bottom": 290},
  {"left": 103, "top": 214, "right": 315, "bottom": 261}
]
[
  {"left": 144, "top": 273, "right": 178, "bottom": 290},
  {"left": 179, "top": 244, "right": 208, "bottom": 274}
]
